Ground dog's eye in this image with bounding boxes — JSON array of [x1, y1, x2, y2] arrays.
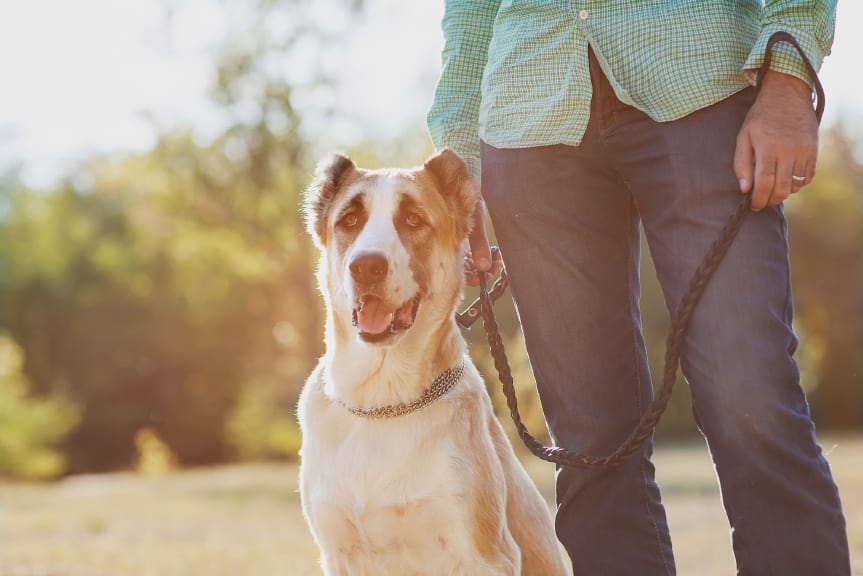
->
[[406, 213, 423, 227], [340, 213, 359, 228]]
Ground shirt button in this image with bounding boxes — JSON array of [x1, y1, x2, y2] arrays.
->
[[579, 9, 589, 20]]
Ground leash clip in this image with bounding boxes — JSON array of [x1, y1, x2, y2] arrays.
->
[[456, 265, 508, 331]]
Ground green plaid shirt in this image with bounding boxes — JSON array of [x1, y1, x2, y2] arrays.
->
[[427, 1, 836, 179]]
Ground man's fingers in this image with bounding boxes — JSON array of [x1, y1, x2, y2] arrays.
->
[[733, 129, 755, 194], [769, 158, 794, 206], [464, 246, 504, 288], [465, 200, 506, 287], [469, 200, 492, 272], [804, 154, 817, 186], [464, 197, 489, 288], [751, 154, 777, 211], [791, 159, 806, 195], [488, 246, 504, 277]]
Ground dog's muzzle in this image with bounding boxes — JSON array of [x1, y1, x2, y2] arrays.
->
[[352, 294, 420, 343]]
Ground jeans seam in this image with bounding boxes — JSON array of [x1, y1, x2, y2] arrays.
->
[[624, 186, 673, 576], [780, 209, 794, 328]]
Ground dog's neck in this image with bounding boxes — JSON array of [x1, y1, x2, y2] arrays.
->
[[323, 306, 466, 411]]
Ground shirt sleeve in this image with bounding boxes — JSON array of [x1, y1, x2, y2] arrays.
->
[[426, 0, 501, 181], [742, 0, 837, 89]]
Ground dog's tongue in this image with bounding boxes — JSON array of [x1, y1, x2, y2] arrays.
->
[[357, 298, 395, 335]]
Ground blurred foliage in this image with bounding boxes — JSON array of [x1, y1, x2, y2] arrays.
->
[[786, 128, 863, 429], [0, 130, 315, 471], [227, 377, 302, 460], [0, 0, 860, 478], [0, 333, 79, 479], [134, 427, 179, 476]]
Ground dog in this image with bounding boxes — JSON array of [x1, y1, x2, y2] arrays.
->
[[298, 148, 568, 575]]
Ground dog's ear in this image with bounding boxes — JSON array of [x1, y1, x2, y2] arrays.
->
[[304, 153, 358, 245], [423, 148, 479, 240]]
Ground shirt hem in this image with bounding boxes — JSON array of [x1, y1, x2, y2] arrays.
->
[[478, 82, 752, 151]]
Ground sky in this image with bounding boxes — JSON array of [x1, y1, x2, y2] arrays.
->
[[0, 0, 861, 188]]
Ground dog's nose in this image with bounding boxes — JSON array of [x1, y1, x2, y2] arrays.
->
[[349, 252, 388, 284]]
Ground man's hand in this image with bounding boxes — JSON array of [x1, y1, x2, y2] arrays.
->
[[464, 199, 504, 286], [734, 70, 819, 211]]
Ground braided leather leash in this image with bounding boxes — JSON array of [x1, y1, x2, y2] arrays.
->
[[462, 32, 825, 468]]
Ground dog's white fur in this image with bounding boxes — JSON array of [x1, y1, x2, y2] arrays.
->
[[298, 149, 567, 575]]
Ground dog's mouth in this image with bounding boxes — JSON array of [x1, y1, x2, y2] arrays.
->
[[351, 294, 420, 343]]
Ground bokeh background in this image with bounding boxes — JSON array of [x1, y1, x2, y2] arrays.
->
[[1, 1, 861, 574]]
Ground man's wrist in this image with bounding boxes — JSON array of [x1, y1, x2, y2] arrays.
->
[[760, 69, 813, 100]]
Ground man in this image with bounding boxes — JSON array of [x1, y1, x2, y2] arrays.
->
[[427, 2, 849, 574]]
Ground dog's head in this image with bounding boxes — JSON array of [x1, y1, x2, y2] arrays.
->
[[304, 148, 478, 346]]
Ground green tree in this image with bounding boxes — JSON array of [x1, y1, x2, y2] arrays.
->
[[0, 333, 79, 479], [786, 127, 863, 429]]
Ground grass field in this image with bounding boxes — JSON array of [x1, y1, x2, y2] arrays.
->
[[1, 435, 861, 575]]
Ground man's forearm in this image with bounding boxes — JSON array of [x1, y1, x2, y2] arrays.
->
[[427, 0, 501, 180]]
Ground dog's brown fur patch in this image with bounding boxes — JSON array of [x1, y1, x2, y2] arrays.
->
[[304, 153, 360, 245], [422, 147, 479, 242]]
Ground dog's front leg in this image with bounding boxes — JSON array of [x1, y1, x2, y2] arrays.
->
[[320, 554, 356, 576], [305, 501, 367, 576], [324, 552, 394, 576]]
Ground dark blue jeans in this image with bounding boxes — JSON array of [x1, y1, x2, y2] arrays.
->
[[480, 59, 850, 575]]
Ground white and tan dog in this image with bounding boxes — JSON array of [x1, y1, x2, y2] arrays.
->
[[298, 148, 567, 575]]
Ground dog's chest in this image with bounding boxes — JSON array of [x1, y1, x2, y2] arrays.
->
[[302, 404, 474, 559], [307, 408, 466, 504]]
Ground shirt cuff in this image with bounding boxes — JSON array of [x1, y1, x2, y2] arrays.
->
[[428, 124, 482, 182], [742, 26, 828, 91]]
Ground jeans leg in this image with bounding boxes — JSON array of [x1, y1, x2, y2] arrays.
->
[[608, 89, 850, 575], [481, 141, 675, 575]]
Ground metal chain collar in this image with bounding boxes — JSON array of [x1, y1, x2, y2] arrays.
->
[[338, 363, 465, 419]]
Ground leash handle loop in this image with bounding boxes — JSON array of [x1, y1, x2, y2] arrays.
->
[[756, 31, 826, 122]]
